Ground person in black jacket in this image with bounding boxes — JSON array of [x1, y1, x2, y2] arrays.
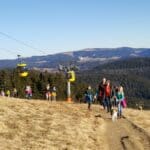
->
[[98, 78, 106, 109]]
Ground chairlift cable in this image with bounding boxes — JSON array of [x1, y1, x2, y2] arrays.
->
[[0, 31, 47, 55], [0, 48, 20, 57]]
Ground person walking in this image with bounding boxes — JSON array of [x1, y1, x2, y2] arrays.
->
[[98, 78, 107, 109], [12, 87, 18, 97], [104, 80, 112, 113], [85, 86, 93, 110], [116, 86, 125, 118], [6, 89, 11, 97], [111, 86, 117, 108], [25, 85, 32, 99], [1, 90, 5, 96], [51, 86, 57, 101], [45, 84, 51, 101]]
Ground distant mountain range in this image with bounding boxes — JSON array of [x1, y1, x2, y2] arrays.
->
[[0, 47, 150, 71]]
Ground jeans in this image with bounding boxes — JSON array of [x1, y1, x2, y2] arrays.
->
[[118, 101, 122, 117], [105, 97, 111, 112], [26, 93, 32, 99], [102, 97, 106, 109]]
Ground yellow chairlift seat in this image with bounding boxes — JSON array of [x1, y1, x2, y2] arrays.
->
[[17, 63, 27, 67], [19, 71, 28, 77], [67, 70, 75, 82], [17, 63, 29, 77]]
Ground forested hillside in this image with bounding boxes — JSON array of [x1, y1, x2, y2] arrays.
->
[[0, 69, 86, 100], [0, 57, 149, 109]]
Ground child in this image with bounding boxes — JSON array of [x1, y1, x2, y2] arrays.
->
[[85, 86, 93, 110], [25, 85, 32, 99]]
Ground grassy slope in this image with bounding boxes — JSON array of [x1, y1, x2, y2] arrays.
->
[[0, 97, 149, 150], [0, 97, 106, 150], [124, 109, 150, 133]]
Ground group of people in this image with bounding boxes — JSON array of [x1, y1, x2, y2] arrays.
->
[[45, 84, 57, 101], [25, 84, 57, 101], [0, 84, 57, 101], [0, 88, 18, 98], [85, 78, 126, 118], [0, 86, 31, 99]]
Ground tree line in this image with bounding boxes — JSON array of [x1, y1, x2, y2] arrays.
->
[[0, 57, 149, 109], [0, 68, 87, 101]]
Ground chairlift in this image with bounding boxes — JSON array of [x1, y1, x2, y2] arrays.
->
[[17, 55, 29, 77]]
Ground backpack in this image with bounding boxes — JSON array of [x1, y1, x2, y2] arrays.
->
[[121, 98, 127, 108]]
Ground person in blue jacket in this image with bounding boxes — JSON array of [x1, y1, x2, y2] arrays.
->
[[85, 86, 93, 110]]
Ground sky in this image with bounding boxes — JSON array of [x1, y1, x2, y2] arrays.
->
[[0, 0, 150, 59]]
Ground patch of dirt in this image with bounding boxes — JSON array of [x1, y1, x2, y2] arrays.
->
[[98, 108, 150, 150]]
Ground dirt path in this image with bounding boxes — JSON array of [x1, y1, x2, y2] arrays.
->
[[61, 103, 150, 150], [97, 108, 150, 150]]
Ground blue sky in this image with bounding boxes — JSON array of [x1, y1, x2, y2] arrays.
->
[[0, 0, 150, 59]]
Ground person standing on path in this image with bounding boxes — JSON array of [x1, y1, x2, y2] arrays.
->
[[104, 80, 112, 113], [116, 86, 125, 118], [98, 78, 107, 109], [85, 86, 94, 110], [51, 86, 57, 101]]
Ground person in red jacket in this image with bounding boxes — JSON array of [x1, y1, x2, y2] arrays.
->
[[104, 80, 112, 113]]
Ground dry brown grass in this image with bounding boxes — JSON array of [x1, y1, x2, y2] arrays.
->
[[0, 97, 149, 150], [0, 97, 107, 150], [124, 108, 150, 134]]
